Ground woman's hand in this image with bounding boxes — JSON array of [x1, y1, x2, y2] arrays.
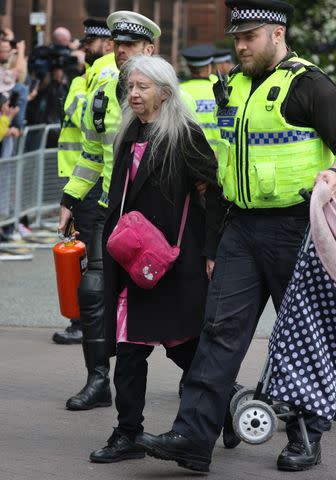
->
[[316, 168, 336, 194], [195, 180, 208, 197], [206, 259, 215, 281]]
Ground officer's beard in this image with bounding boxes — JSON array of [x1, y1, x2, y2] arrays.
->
[[239, 43, 277, 78], [85, 51, 102, 66]]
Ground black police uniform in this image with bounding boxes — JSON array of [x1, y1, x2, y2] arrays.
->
[[136, 0, 336, 473], [173, 53, 336, 447]]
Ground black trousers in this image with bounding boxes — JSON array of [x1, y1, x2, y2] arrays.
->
[[69, 178, 102, 326], [172, 213, 326, 454], [78, 205, 106, 340], [72, 178, 103, 246], [114, 339, 199, 437]]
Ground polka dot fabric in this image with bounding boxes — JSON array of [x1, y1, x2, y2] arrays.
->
[[268, 233, 336, 420]]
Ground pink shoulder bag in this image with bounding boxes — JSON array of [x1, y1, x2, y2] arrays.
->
[[106, 169, 190, 289]]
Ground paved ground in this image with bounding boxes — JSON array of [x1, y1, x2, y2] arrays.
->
[[0, 327, 335, 480], [1, 248, 335, 479]]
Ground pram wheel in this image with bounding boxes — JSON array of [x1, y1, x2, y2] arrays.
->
[[233, 400, 278, 444], [230, 388, 256, 416]]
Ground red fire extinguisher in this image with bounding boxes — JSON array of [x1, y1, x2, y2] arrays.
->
[[53, 219, 87, 319]]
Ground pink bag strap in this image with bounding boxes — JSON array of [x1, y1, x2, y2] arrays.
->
[[119, 169, 130, 218], [119, 168, 190, 246], [177, 193, 190, 248]]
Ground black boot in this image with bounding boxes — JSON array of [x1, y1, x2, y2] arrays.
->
[[136, 430, 211, 472], [90, 429, 145, 463], [66, 339, 112, 410], [52, 320, 82, 344], [277, 441, 321, 471]]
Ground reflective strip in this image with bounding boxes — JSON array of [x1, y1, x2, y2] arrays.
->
[[199, 122, 218, 129], [82, 126, 101, 141], [58, 142, 82, 151], [81, 150, 103, 163], [102, 131, 116, 144], [82, 124, 116, 144], [99, 192, 109, 207], [208, 139, 219, 145], [73, 166, 101, 182], [220, 129, 319, 145], [62, 119, 76, 128], [195, 99, 216, 113], [248, 130, 319, 145], [221, 130, 236, 143], [81, 100, 88, 122], [65, 94, 86, 117]]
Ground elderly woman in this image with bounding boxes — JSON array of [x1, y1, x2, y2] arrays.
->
[[90, 55, 223, 463]]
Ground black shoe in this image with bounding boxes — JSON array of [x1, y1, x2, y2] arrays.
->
[[66, 367, 112, 410], [277, 441, 321, 471], [178, 372, 186, 398], [136, 430, 210, 472], [52, 324, 82, 344], [90, 430, 145, 463], [222, 382, 243, 449]]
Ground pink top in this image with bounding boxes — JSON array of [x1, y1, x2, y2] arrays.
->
[[116, 141, 192, 348]]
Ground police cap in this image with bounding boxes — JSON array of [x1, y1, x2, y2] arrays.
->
[[225, 0, 294, 34], [107, 11, 161, 43], [182, 44, 217, 67], [213, 48, 233, 64], [82, 19, 111, 40]]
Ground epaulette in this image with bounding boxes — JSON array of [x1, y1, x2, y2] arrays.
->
[[278, 60, 320, 74]]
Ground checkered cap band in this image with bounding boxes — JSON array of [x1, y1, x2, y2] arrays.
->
[[84, 26, 111, 37], [231, 8, 287, 25], [113, 21, 153, 41]]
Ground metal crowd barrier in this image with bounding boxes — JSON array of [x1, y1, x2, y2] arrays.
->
[[0, 123, 65, 230]]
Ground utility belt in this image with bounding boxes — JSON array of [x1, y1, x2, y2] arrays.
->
[[230, 202, 309, 217]]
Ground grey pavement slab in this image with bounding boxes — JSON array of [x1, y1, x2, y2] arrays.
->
[[0, 249, 274, 336], [0, 327, 335, 480]]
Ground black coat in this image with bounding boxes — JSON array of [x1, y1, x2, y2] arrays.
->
[[102, 118, 223, 355]]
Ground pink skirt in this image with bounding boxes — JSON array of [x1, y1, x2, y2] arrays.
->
[[116, 288, 193, 347]]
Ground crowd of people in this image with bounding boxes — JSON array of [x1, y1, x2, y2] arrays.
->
[[0, 24, 90, 250], [3, 0, 336, 475]]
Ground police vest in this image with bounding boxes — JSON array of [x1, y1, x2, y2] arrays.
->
[[86, 52, 118, 94], [63, 78, 121, 208], [180, 78, 221, 153], [58, 75, 87, 177], [217, 58, 335, 209]]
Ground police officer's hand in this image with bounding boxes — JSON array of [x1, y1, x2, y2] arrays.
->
[[206, 259, 215, 281], [58, 205, 78, 239], [316, 168, 336, 194]]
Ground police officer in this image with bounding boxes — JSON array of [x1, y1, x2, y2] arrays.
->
[[58, 11, 160, 411], [212, 47, 235, 76], [181, 44, 221, 155], [53, 19, 114, 345], [136, 0, 336, 473]]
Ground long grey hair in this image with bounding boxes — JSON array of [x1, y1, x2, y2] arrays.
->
[[113, 55, 200, 180]]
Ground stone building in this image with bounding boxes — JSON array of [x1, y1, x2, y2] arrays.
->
[[0, 0, 229, 70]]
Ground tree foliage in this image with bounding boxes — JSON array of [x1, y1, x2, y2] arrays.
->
[[287, 0, 336, 78]]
